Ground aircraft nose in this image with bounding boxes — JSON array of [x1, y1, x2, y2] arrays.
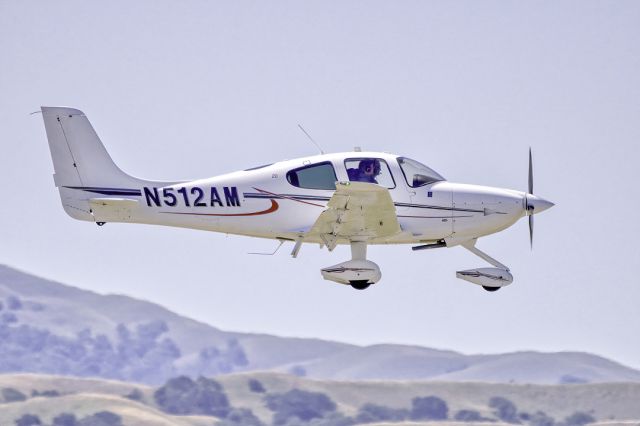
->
[[526, 194, 555, 215]]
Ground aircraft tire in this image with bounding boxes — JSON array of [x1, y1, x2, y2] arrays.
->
[[350, 280, 371, 290], [482, 285, 501, 292]]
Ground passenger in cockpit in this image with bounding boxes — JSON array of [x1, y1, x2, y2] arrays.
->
[[347, 159, 381, 184]]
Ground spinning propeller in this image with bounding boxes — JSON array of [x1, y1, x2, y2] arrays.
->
[[524, 148, 554, 248]]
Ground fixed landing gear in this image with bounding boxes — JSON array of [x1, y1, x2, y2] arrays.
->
[[350, 280, 371, 290], [321, 241, 381, 290], [455, 240, 513, 291]]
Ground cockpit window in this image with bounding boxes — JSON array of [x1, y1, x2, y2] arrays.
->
[[345, 158, 396, 189], [286, 161, 337, 190], [397, 157, 445, 187]]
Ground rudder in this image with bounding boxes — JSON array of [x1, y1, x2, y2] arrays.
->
[[41, 106, 141, 221]]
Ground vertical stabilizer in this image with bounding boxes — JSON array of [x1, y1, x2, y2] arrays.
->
[[41, 106, 138, 188], [41, 106, 142, 221]]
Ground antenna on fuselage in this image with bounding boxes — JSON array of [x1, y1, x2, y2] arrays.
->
[[297, 124, 324, 155]]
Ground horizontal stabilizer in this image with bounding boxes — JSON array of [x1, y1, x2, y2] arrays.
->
[[89, 198, 139, 222]]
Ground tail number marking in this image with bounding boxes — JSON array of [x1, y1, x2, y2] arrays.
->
[[144, 186, 241, 208]]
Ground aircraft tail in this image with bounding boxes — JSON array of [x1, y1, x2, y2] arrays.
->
[[41, 106, 144, 221]]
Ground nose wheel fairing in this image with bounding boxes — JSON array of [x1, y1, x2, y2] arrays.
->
[[455, 240, 512, 291]]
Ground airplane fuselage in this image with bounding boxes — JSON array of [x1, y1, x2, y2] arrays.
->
[[62, 152, 529, 246]]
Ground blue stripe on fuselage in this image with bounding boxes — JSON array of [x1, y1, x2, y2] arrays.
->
[[64, 186, 142, 196]]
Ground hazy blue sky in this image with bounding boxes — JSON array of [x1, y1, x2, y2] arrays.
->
[[1, 1, 639, 369]]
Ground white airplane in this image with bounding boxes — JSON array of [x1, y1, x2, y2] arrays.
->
[[40, 106, 554, 291]]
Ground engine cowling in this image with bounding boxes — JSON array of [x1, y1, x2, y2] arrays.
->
[[456, 267, 513, 288], [321, 260, 381, 286]]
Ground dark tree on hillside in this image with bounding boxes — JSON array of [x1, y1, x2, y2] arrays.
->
[[0, 319, 182, 384], [176, 339, 249, 378], [115, 321, 181, 383], [52, 413, 78, 426], [563, 411, 595, 426], [410, 396, 449, 420], [77, 411, 123, 426], [217, 408, 265, 426], [455, 409, 489, 422], [265, 388, 337, 425], [7, 296, 23, 310], [124, 388, 143, 401], [154, 376, 230, 417], [14, 415, 41, 426], [248, 378, 266, 393], [194, 339, 249, 376], [1, 312, 18, 324], [356, 403, 408, 423], [527, 411, 555, 426], [226, 339, 249, 367], [489, 396, 520, 423], [2, 387, 27, 402]]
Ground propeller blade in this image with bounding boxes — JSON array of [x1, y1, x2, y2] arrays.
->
[[528, 148, 534, 248], [529, 214, 534, 249], [528, 147, 533, 195]]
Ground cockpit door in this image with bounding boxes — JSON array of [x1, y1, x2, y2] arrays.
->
[[341, 157, 412, 212], [395, 157, 453, 239]]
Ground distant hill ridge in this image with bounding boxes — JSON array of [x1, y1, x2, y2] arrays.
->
[[1, 264, 639, 385]]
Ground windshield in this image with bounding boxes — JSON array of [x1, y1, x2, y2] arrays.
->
[[397, 157, 445, 187]]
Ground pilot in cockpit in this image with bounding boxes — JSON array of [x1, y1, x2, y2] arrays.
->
[[347, 159, 381, 184]]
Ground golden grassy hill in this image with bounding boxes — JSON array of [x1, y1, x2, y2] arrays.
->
[[2, 372, 640, 425]]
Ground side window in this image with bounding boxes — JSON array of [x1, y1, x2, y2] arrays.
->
[[344, 158, 395, 189], [286, 162, 337, 190]]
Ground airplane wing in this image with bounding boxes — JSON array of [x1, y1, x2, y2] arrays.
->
[[307, 181, 401, 250]]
